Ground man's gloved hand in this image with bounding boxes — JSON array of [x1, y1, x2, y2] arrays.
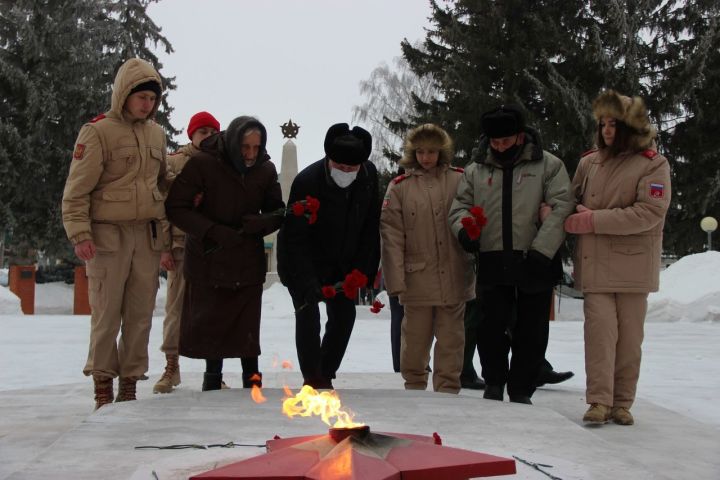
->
[[457, 228, 480, 253], [242, 213, 273, 235], [523, 250, 552, 278], [205, 224, 243, 249], [564, 205, 594, 234], [303, 281, 324, 306]]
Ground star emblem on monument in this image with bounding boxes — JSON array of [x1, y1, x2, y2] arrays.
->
[[281, 119, 300, 138]]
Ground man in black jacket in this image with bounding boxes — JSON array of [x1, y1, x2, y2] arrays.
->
[[277, 123, 380, 389]]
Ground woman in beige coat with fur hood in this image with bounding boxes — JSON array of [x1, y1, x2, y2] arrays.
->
[[566, 91, 671, 426], [380, 124, 475, 393]]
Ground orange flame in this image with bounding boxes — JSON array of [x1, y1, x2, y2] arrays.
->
[[282, 385, 364, 428], [251, 384, 266, 403], [249, 374, 266, 403]]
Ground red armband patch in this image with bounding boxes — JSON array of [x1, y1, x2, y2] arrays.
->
[[449, 166, 464, 173], [89, 113, 105, 123], [73, 144, 86, 160], [649, 182, 665, 198], [581, 148, 597, 158]]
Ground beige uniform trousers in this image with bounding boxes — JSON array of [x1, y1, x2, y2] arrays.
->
[[84, 222, 161, 379], [584, 292, 648, 408], [401, 303, 465, 393], [160, 252, 185, 355]]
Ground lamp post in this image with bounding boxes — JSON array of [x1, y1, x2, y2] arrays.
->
[[700, 216, 718, 251]]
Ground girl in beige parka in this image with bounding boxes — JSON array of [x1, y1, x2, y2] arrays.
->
[[380, 124, 475, 393], [566, 90, 671, 426]]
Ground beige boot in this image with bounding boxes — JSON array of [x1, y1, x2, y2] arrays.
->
[[153, 354, 181, 394], [116, 377, 137, 402], [93, 375, 114, 410], [583, 403, 611, 424], [611, 407, 634, 425]]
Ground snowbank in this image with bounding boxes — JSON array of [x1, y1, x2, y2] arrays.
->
[[0, 285, 22, 315], [647, 251, 720, 322]]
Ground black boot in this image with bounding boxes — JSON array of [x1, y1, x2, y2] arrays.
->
[[535, 369, 574, 387], [460, 374, 486, 390], [483, 384, 504, 401], [202, 372, 223, 391], [509, 395, 533, 405], [242, 372, 263, 388]]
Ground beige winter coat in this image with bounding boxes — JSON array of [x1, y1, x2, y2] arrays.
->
[[62, 58, 169, 249], [381, 164, 475, 306], [165, 143, 199, 251], [571, 149, 671, 293]]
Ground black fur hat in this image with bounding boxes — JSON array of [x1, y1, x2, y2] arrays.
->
[[324, 123, 372, 165], [481, 104, 525, 138]]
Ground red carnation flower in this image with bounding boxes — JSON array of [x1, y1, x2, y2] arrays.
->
[[469, 206, 488, 228], [369, 299, 385, 314], [341, 269, 368, 300], [291, 202, 306, 216], [321, 286, 337, 299], [305, 195, 320, 214]]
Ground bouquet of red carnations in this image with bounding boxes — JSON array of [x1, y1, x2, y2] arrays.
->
[[320, 269, 368, 301], [460, 206, 488, 240], [288, 195, 320, 224]]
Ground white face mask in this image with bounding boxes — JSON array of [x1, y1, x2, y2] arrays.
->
[[330, 167, 358, 188]]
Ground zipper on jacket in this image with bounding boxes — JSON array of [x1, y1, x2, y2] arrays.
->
[[502, 164, 514, 251]]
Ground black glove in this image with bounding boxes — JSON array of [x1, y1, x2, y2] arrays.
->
[[457, 228, 480, 253], [303, 281, 324, 306], [523, 250, 552, 279], [241, 214, 267, 235], [205, 225, 243, 249]]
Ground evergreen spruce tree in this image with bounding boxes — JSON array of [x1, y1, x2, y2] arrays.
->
[[0, 0, 178, 263], [658, 2, 720, 254], [108, 0, 179, 147], [0, 0, 118, 262]]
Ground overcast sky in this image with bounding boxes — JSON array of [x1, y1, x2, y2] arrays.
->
[[148, 0, 434, 172]]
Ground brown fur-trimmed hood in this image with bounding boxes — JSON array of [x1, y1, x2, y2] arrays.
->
[[592, 90, 656, 150], [399, 123, 454, 169]]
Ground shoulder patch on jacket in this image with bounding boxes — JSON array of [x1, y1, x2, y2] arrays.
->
[[392, 173, 410, 185], [581, 148, 597, 158], [73, 144, 85, 160], [641, 149, 658, 159], [89, 113, 106, 123]]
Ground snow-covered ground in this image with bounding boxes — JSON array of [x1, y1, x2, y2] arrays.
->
[[1, 252, 719, 479]]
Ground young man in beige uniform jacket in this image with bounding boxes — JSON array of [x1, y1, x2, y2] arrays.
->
[[62, 58, 172, 409], [153, 111, 220, 394]]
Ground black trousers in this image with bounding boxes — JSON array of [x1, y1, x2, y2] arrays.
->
[[478, 285, 552, 397], [389, 295, 404, 373], [290, 289, 357, 384]]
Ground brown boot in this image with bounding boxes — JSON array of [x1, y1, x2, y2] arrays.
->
[[93, 375, 114, 410], [611, 407, 634, 425], [116, 377, 137, 402], [153, 354, 181, 394], [583, 403, 611, 424]]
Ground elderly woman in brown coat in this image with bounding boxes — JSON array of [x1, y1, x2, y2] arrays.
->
[[566, 91, 671, 425], [165, 116, 284, 391], [380, 124, 475, 393]]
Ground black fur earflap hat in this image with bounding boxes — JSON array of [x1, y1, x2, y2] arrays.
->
[[324, 123, 372, 165], [481, 104, 526, 138], [592, 89, 656, 146]]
